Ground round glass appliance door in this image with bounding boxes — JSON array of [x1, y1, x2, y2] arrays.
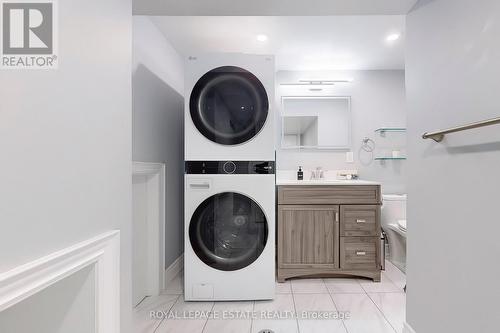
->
[[189, 66, 269, 145], [189, 192, 268, 271]]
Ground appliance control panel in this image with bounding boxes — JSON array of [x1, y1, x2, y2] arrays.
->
[[185, 161, 275, 175]]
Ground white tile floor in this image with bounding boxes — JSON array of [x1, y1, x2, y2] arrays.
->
[[134, 260, 406, 333]]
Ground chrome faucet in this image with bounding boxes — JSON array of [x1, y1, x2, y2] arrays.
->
[[310, 167, 324, 180]]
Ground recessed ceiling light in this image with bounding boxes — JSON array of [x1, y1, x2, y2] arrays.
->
[[386, 33, 401, 42], [256, 34, 268, 42]]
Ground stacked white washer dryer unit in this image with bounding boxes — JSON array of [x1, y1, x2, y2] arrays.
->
[[184, 54, 275, 301]]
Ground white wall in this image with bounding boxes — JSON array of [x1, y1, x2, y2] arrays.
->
[[406, 1, 500, 332], [132, 16, 185, 268], [133, 16, 184, 95], [276, 70, 406, 193], [0, 0, 132, 330]]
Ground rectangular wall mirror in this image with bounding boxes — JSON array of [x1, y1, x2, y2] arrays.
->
[[281, 96, 351, 150]]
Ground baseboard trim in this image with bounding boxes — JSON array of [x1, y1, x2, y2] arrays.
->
[[403, 322, 416, 333], [164, 254, 183, 289]]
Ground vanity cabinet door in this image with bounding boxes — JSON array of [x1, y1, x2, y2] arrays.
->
[[278, 205, 339, 269]]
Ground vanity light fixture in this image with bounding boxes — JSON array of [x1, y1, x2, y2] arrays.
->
[[280, 78, 354, 86], [280, 82, 335, 86], [386, 33, 401, 42], [299, 79, 352, 84]]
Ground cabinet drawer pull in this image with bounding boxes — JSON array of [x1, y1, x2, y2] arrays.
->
[[189, 183, 210, 189], [356, 251, 366, 256], [356, 219, 367, 223]]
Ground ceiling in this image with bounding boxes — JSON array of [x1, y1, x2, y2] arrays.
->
[[151, 16, 406, 71], [134, 0, 418, 16]]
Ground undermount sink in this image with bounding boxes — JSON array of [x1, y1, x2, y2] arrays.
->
[[313, 178, 343, 182], [301, 179, 343, 183]]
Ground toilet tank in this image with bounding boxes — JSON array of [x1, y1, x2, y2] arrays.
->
[[381, 194, 407, 227]]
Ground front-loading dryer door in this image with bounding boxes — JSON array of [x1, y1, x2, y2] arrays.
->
[[189, 66, 269, 145], [189, 192, 268, 271]]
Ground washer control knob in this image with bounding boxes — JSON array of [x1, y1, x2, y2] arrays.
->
[[223, 161, 236, 174]]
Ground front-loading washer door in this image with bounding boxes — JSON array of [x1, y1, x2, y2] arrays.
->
[[189, 192, 268, 271], [189, 66, 269, 145]]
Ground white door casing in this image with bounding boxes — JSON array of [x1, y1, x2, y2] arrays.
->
[[132, 162, 166, 305]]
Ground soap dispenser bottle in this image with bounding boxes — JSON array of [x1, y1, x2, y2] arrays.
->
[[297, 166, 303, 180]]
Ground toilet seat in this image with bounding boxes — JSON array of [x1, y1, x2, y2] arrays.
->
[[397, 219, 407, 232], [387, 223, 406, 237]]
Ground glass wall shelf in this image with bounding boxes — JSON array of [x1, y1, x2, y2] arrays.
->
[[375, 128, 407, 135], [374, 157, 407, 161]]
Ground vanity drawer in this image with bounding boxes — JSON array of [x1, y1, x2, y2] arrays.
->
[[341, 205, 380, 237], [278, 186, 381, 205], [340, 237, 379, 270]]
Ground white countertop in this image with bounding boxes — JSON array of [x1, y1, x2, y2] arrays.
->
[[275, 169, 381, 186], [276, 179, 381, 186]]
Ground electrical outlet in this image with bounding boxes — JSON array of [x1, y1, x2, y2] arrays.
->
[[346, 151, 354, 163]]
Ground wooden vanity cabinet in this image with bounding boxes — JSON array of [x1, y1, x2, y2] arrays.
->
[[277, 185, 382, 282]]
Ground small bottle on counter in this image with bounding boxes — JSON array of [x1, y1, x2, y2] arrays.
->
[[297, 166, 303, 180]]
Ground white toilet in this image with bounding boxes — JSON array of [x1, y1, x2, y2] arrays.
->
[[381, 194, 407, 272]]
